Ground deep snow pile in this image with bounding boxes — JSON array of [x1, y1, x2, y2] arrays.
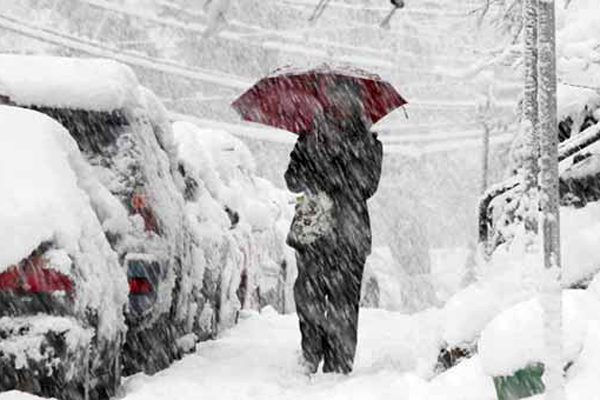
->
[[173, 121, 296, 332], [477, 290, 600, 400], [0, 54, 141, 111], [0, 105, 127, 340], [440, 200, 600, 349], [479, 289, 600, 375]]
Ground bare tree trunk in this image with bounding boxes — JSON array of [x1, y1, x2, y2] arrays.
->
[[522, 0, 540, 234], [538, 1, 564, 399]]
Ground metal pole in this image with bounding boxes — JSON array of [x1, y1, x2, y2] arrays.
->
[[538, 0, 564, 398]]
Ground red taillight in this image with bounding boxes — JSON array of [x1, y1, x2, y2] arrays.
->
[[0, 266, 72, 293], [24, 267, 72, 293], [0, 267, 20, 290], [129, 277, 153, 294]]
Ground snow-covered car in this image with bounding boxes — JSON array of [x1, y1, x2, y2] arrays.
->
[[0, 54, 296, 389], [0, 54, 194, 376], [172, 120, 296, 334], [0, 106, 128, 400]]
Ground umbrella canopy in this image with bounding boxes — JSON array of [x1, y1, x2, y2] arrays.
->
[[231, 64, 408, 135]]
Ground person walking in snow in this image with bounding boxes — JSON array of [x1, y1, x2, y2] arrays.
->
[[285, 82, 383, 374]]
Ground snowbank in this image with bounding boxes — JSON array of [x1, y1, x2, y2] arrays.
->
[[561, 202, 600, 285], [95, 306, 498, 400], [490, 323, 600, 400], [0, 105, 127, 339], [479, 290, 600, 376], [440, 246, 541, 347], [564, 321, 600, 400], [0, 54, 141, 111], [442, 201, 600, 349], [118, 308, 444, 400], [428, 356, 496, 400]]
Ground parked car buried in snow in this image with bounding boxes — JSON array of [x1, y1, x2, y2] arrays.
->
[[0, 106, 128, 400], [0, 54, 195, 380], [0, 54, 295, 399], [171, 120, 296, 330]]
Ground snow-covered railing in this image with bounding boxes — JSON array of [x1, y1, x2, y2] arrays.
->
[[477, 176, 521, 251], [168, 110, 514, 154], [168, 111, 297, 145], [478, 121, 600, 250], [558, 122, 600, 161], [381, 128, 510, 143], [408, 99, 516, 110]]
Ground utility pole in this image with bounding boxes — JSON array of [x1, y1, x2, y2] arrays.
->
[[521, 0, 540, 235], [479, 86, 494, 194], [537, 0, 564, 398], [462, 80, 494, 288]]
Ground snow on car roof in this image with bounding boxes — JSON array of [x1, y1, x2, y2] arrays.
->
[[0, 54, 142, 112], [0, 105, 92, 269]]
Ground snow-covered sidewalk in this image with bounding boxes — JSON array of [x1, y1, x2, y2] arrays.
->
[[116, 307, 495, 400]]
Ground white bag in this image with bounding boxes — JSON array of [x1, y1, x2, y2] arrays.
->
[[287, 192, 334, 248]]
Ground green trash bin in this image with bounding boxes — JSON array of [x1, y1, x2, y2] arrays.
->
[[493, 363, 545, 400]]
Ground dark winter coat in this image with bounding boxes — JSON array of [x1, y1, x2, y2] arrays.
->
[[284, 117, 383, 257]]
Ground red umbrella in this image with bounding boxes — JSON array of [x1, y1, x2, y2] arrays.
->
[[231, 64, 407, 135]]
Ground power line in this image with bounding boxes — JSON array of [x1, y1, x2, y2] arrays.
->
[[76, 0, 476, 79], [0, 13, 251, 89]]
